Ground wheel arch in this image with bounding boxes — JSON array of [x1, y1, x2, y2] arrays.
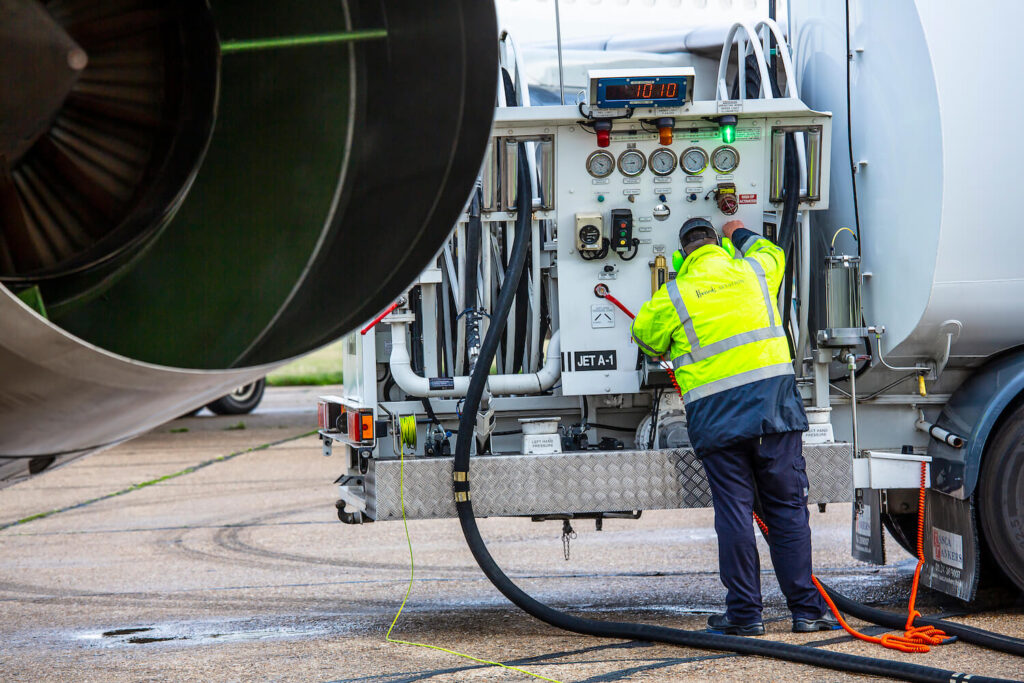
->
[[930, 346, 1024, 499]]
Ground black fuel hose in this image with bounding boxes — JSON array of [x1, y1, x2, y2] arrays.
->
[[821, 581, 1024, 658], [450, 144, 1014, 683], [777, 132, 800, 358]]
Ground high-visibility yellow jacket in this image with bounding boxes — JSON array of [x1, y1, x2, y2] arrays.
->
[[631, 228, 807, 455]]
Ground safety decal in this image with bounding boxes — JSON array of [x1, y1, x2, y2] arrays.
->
[[428, 377, 455, 391], [738, 193, 757, 204]]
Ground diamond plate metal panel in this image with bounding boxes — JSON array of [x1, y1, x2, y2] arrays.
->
[[359, 443, 852, 521]]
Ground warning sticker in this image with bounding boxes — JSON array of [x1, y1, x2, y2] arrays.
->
[[738, 193, 758, 205], [428, 377, 455, 391], [932, 527, 965, 569], [717, 99, 743, 114], [591, 303, 615, 329]]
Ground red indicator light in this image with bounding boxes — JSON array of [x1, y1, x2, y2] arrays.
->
[[597, 129, 610, 147]]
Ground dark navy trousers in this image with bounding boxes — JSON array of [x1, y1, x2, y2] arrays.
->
[[700, 430, 826, 623]]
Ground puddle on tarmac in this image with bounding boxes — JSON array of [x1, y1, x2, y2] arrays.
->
[[76, 618, 347, 648], [102, 628, 153, 637]]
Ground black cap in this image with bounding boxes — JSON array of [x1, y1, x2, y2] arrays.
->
[[679, 217, 719, 249]]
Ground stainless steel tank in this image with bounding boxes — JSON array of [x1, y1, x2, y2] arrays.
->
[[790, 0, 1024, 364]]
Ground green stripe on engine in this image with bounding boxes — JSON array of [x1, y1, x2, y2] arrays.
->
[[221, 29, 387, 53]]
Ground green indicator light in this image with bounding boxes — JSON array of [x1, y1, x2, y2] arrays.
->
[[597, 195, 605, 203], [721, 124, 736, 144]]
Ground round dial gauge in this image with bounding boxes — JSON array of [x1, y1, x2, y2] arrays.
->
[[617, 149, 646, 177], [586, 150, 614, 178], [681, 146, 709, 175], [711, 145, 740, 173], [648, 148, 677, 176], [579, 224, 601, 245], [589, 150, 610, 179]]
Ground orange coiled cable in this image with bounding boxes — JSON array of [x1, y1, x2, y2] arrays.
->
[[754, 462, 950, 653]]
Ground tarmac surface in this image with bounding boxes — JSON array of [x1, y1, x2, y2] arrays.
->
[[1, 386, 1022, 682]]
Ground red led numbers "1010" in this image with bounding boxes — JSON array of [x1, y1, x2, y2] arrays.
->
[[605, 82, 679, 101]]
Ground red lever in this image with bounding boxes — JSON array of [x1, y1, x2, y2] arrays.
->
[[360, 300, 403, 335], [603, 293, 635, 320]]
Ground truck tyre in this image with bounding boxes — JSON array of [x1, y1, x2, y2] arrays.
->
[[978, 403, 1024, 593], [206, 379, 266, 415]]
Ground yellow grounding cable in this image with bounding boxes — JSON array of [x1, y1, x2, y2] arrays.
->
[[385, 414, 562, 683]]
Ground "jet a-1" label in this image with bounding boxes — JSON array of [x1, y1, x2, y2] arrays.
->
[[571, 350, 617, 372]]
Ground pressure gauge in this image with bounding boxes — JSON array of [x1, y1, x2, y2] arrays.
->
[[586, 150, 614, 178], [711, 145, 740, 174], [617, 149, 646, 177], [680, 146, 709, 175], [648, 148, 677, 176], [579, 224, 601, 246]]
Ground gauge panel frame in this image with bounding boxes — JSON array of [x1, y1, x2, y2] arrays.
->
[[648, 147, 677, 176], [680, 146, 709, 176], [710, 145, 741, 174], [616, 148, 647, 177], [585, 149, 615, 179]]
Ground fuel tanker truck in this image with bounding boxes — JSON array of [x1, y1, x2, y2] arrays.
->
[[313, 0, 1024, 611], [4, 0, 1024, 620]]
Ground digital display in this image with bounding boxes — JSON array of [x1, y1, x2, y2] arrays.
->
[[605, 82, 680, 101], [594, 74, 689, 108]]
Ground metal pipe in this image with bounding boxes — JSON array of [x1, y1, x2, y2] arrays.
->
[[915, 414, 965, 449], [388, 322, 560, 398], [488, 331, 561, 395], [797, 209, 811, 374], [481, 222, 492, 344], [847, 353, 859, 458], [874, 332, 930, 373], [529, 219, 542, 372], [716, 22, 774, 101], [456, 223, 467, 376], [504, 223, 517, 373], [553, 0, 566, 105]]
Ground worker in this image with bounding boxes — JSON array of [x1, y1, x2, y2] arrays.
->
[[631, 218, 839, 636]]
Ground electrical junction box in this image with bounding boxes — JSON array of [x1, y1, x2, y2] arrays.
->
[[610, 208, 634, 253], [575, 212, 604, 253], [492, 83, 832, 397]]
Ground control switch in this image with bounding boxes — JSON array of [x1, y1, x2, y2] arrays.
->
[[575, 212, 605, 254], [610, 208, 634, 254]]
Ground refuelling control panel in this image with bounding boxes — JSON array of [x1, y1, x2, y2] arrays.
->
[[484, 68, 832, 397]]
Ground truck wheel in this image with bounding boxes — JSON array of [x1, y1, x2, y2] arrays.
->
[[978, 403, 1024, 593], [206, 379, 266, 415], [880, 511, 917, 559]]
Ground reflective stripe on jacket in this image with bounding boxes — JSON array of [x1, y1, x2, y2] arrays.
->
[[631, 228, 807, 455]]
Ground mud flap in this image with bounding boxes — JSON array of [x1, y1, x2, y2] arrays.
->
[[921, 490, 980, 601], [851, 488, 885, 565]]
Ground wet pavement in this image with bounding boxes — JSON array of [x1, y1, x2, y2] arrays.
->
[[1, 387, 1022, 682]]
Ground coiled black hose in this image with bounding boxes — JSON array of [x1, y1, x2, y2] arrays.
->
[[449, 143, 1014, 683], [822, 581, 1024, 658]]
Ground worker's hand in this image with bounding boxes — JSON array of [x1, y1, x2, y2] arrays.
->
[[721, 220, 744, 240]]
